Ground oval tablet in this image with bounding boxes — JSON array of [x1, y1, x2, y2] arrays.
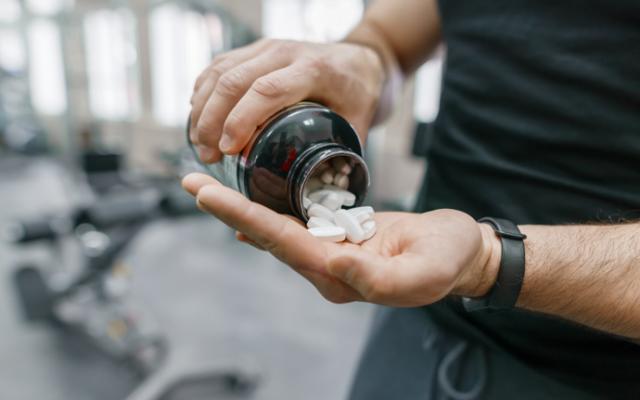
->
[[347, 206, 374, 223], [334, 173, 349, 190], [307, 216, 334, 229], [320, 192, 343, 211], [308, 226, 346, 242], [320, 170, 334, 184], [321, 185, 356, 206], [334, 209, 365, 244], [307, 203, 335, 221], [362, 220, 377, 241]]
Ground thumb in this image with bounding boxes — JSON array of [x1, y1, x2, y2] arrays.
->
[[327, 249, 386, 298]]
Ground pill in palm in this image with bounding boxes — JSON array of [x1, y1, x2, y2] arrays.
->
[[308, 226, 346, 242], [347, 206, 374, 223], [362, 219, 377, 240], [307, 216, 335, 229], [308, 203, 335, 221], [334, 209, 366, 244]]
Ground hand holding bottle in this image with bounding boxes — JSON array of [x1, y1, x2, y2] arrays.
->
[[189, 39, 385, 164]]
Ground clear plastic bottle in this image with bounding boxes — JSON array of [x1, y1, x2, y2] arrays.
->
[[186, 102, 370, 221]]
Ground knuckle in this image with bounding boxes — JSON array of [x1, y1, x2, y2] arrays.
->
[[216, 69, 246, 97], [252, 76, 285, 98], [305, 55, 329, 73], [195, 119, 217, 144], [223, 112, 248, 136], [274, 39, 298, 55], [209, 61, 231, 80]]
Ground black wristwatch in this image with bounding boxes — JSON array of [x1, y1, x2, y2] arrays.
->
[[462, 217, 527, 312]]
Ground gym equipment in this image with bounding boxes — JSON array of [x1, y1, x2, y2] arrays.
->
[[5, 177, 260, 399]]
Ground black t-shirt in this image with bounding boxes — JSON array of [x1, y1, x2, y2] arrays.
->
[[416, 0, 640, 396]]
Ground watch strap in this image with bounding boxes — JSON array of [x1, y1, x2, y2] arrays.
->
[[463, 217, 527, 311]]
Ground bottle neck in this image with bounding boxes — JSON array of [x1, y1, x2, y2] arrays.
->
[[288, 143, 370, 221]]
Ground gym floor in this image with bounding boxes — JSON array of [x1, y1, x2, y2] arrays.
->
[[0, 156, 374, 400]]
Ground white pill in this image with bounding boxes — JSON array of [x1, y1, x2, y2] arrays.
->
[[307, 216, 335, 229], [307, 203, 335, 221], [302, 197, 312, 209], [307, 189, 336, 203], [320, 170, 334, 184], [320, 192, 343, 211], [307, 190, 327, 203], [321, 185, 356, 206], [334, 209, 365, 244], [362, 220, 377, 241], [332, 158, 352, 175], [347, 206, 374, 223], [333, 173, 349, 189], [308, 226, 346, 242]]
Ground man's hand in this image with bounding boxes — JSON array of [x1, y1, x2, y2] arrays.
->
[[189, 39, 385, 164], [182, 173, 500, 306]]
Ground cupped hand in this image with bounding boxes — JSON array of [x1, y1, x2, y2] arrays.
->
[[189, 39, 385, 164], [182, 173, 499, 306]]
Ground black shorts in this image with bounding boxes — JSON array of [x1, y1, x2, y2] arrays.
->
[[347, 307, 598, 400]]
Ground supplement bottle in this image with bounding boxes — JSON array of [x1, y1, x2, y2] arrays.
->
[[186, 102, 370, 221]]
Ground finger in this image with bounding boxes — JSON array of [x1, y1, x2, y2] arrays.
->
[[195, 183, 326, 270], [195, 50, 294, 162], [190, 40, 271, 144], [181, 172, 221, 197], [221, 63, 316, 154], [236, 231, 266, 251], [196, 183, 363, 303]]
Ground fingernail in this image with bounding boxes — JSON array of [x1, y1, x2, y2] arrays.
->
[[219, 134, 232, 153], [198, 145, 215, 162]]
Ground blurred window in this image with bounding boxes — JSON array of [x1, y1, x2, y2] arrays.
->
[[0, 0, 21, 23], [28, 19, 67, 115], [413, 51, 444, 123], [149, 4, 222, 126], [262, 0, 364, 41], [84, 8, 140, 120], [0, 29, 26, 72], [26, 0, 72, 16]]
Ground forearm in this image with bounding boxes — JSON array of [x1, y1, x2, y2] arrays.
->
[[467, 222, 640, 339], [513, 223, 640, 339], [344, 0, 442, 76]]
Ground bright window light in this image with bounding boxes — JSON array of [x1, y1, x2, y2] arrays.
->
[[0, 29, 26, 72], [28, 19, 67, 115], [262, 0, 363, 41], [84, 8, 139, 120], [413, 51, 444, 123], [0, 0, 21, 23], [149, 4, 216, 126], [26, 0, 71, 15]]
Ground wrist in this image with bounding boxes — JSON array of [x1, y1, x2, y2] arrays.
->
[[342, 32, 402, 126], [453, 222, 502, 297]]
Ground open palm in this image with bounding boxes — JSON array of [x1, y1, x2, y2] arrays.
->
[[182, 173, 492, 306]]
